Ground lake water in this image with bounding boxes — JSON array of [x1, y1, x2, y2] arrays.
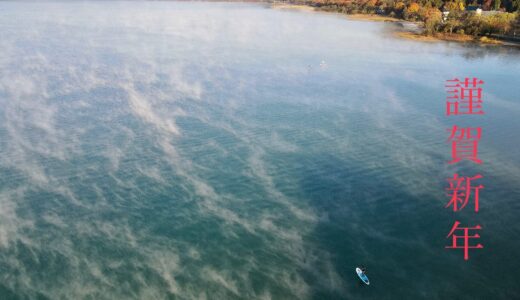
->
[[0, 2, 519, 299]]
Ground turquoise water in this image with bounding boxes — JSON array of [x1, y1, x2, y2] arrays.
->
[[0, 2, 519, 299]]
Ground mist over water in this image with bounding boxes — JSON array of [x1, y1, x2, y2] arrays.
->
[[0, 2, 519, 299]]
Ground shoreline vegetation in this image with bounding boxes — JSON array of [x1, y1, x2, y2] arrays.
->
[[271, 0, 520, 46]]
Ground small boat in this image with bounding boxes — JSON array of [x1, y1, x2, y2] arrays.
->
[[356, 267, 370, 285]]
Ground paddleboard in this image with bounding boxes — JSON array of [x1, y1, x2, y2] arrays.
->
[[356, 267, 370, 285]]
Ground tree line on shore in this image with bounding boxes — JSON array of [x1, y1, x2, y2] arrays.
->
[[283, 0, 520, 37]]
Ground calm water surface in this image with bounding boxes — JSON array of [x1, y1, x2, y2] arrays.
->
[[0, 2, 519, 299]]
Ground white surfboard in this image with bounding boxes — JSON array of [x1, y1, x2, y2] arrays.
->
[[356, 267, 370, 285]]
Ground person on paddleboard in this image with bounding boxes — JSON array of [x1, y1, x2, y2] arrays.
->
[[356, 266, 370, 285]]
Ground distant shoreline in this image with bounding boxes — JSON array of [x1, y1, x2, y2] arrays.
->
[[270, 2, 520, 47]]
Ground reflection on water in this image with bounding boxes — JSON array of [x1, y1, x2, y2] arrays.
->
[[0, 1, 519, 299]]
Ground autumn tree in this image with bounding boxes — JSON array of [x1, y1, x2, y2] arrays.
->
[[423, 7, 443, 33], [404, 2, 421, 19]]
